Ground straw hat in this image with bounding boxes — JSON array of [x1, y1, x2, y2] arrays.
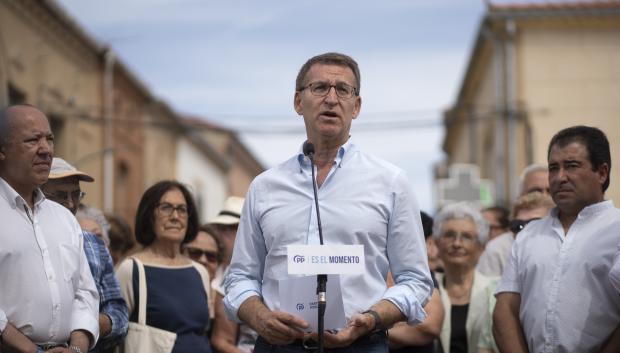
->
[[209, 196, 244, 225], [48, 158, 94, 182]]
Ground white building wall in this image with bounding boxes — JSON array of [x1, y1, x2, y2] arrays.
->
[[176, 138, 228, 225]]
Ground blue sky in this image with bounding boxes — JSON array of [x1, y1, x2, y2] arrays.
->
[[55, 0, 490, 212]]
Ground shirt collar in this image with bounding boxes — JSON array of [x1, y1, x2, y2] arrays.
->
[[296, 137, 355, 172], [550, 199, 614, 220], [0, 177, 46, 210]]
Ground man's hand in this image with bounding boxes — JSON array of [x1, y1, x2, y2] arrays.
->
[[98, 314, 112, 338], [238, 296, 308, 346], [309, 312, 374, 348], [46, 348, 72, 353], [254, 310, 308, 345]]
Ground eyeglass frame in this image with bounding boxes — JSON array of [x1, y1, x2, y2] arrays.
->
[[298, 81, 359, 99], [44, 190, 86, 204], [156, 202, 189, 218], [438, 230, 479, 245]]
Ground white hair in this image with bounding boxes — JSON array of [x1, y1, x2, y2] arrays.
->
[[518, 164, 548, 196], [432, 202, 489, 245], [76, 206, 111, 246]]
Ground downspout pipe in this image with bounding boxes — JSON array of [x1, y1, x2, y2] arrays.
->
[[481, 20, 507, 205], [505, 18, 518, 202], [103, 49, 115, 213], [0, 25, 9, 105]]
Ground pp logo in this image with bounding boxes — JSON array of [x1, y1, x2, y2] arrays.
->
[[296, 303, 305, 311], [293, 255, 305, 263]]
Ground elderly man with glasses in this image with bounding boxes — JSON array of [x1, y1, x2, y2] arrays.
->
[[42, 157, 128, 353]]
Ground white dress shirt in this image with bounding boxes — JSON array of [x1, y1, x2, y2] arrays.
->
[[0, 177, 99, 347], [496, 200, 620, 353], [224, 140, 432, 325], [477, 231, 513, 277]]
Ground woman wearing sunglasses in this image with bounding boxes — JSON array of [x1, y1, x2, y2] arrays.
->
[[184, 225, 223, 280]]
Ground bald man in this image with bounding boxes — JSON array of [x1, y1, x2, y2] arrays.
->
[[0, 104, 99, 353]]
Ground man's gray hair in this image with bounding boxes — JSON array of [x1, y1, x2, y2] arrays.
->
[[518, 164, 548, 195], [432, 202, 489, 245], [77, 205, 111, 246]]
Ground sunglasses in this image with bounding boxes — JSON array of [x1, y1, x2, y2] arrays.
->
[[185, 247, 218, 263], [509, 218, 541, 234]]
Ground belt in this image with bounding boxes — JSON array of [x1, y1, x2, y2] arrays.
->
[[259, 330, 387, 351], [39, 343, 68, 350]]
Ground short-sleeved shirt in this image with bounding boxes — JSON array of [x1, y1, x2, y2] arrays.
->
[[476, 232, 513, 277], [496, 201, 620, 353]]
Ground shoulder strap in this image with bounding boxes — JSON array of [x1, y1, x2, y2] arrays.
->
[[131, 257, 148, 325]]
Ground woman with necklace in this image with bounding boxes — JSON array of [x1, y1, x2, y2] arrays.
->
[[117, 180, 212, 353], [433, 203, 497, 353]]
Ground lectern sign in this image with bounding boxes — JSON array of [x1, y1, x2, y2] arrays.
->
[[287, 245, 365, 275]]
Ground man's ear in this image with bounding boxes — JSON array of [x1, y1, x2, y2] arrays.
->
[[294, 91, 303, 116], [0, 146, 5, 161], [597, 163, 610, 186]]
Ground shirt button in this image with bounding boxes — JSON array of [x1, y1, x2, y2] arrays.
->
[[48, 275, 53, 280]]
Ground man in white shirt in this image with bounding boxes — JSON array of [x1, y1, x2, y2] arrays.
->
[[517, 164, 550, 197], [0, 104, 99, 353], [477, 192, 554, 277], [493, 125, 620, 353]]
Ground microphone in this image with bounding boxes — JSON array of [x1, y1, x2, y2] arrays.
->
[[303, 140, 315, 158], [303, 140, 327, 353]]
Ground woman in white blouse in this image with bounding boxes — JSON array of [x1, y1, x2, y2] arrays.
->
[[433, 203, 497, 353]]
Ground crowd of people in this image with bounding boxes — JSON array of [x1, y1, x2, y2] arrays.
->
[[2, 52, 620, 353]]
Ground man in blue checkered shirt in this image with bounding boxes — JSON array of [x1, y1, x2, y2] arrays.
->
[[42, 157, 128, 353]]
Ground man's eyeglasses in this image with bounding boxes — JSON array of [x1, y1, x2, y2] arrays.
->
[[44, 190, 86, 204], [439, 230, 478, 244], [509, 218, 540, 234], [156, 203, 188, 218], [185, 247, 218, 263], [299, 81, 358, 99]]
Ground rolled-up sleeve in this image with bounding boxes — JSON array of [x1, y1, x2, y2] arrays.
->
[[223, 182, 267, 322], [383, 172, 433, 325], [71, 231, 100, 348]]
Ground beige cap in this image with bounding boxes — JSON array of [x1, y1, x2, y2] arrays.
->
[[209, 196, 244, 225], [48, 157, 94, 182]]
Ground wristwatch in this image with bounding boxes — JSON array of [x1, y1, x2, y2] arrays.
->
[[362, 309, 382, 333], [69, 345, 84, 353]]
